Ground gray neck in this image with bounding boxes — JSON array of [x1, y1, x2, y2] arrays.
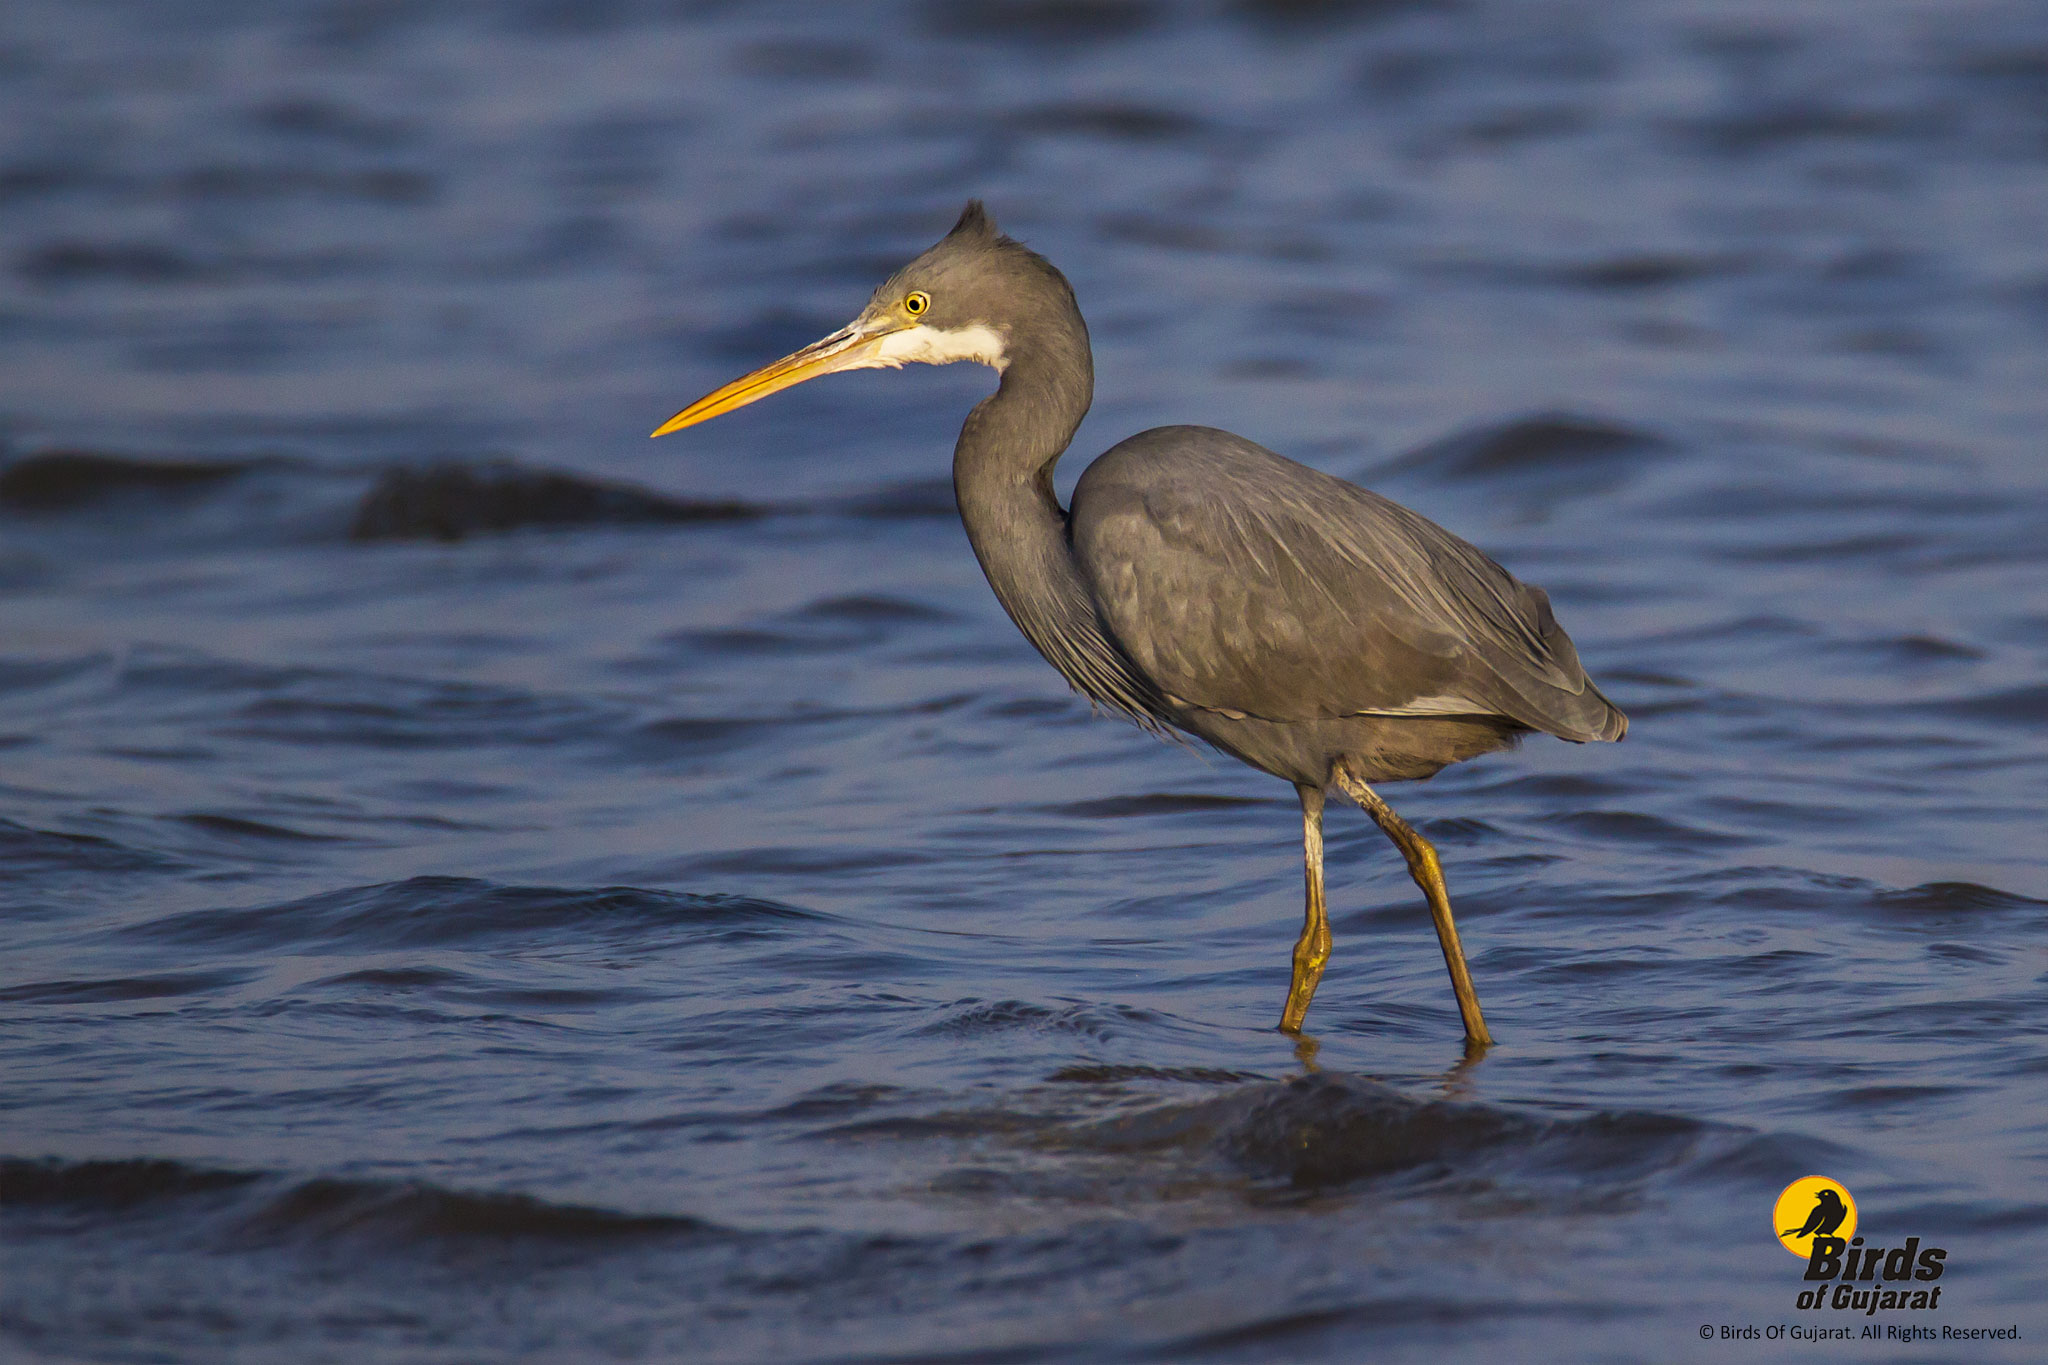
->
[[952, 339, 1163, 727]]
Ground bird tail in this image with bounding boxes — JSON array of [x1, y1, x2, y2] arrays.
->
[[1541, 681, 1628, 744], [1588, 688, 1628, 742]]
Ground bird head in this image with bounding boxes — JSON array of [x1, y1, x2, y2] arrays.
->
[[652, 201, 1081, 437]]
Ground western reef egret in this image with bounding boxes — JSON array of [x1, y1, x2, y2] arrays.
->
[[653, 203, 1626, 1050]]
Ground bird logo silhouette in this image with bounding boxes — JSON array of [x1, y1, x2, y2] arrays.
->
[[1773, 1177, 1859, 1257], [1782, 1188, 1848, 1239]]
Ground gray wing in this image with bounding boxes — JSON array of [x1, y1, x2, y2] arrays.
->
[[1069, 426, 1624, 742]]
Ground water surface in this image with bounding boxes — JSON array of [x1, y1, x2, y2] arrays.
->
[[3, 1, 2046, 1361]]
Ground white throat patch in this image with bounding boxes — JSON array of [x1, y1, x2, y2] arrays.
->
[[865, 323, 1009, 373]]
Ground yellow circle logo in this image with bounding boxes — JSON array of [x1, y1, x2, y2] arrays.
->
[[1774, 1176, 1857, 1259]]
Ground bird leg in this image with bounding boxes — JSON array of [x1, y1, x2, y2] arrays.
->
[[1334, 767, 1494, 1052], [1279, 783, 1330, 1034]]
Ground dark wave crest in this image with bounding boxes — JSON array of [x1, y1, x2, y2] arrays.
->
[[241, 1176, 721, 1245], [0, 450, 280, 510], [1, 1156, 722, 1247], [1378, 411, 1674, 487], [1041, 1071, 1743, 1195], [1, 1157, 262, 1209], [113, 875, 827, 953], [349, 459, 763, 541], [0, 818, 185, 876]]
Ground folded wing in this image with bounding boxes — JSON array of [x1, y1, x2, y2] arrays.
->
[[1069, 426, 1625, 743]]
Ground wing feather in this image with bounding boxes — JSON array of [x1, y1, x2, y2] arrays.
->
[[1069, 426, 1622, 741]]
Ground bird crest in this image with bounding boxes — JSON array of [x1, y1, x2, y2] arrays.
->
[[947, 199, 998, 241]]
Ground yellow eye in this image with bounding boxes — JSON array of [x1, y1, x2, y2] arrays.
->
[[904, 291, 930, 316]]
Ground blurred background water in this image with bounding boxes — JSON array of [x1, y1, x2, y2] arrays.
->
[[2, 1, 2045, 1361]]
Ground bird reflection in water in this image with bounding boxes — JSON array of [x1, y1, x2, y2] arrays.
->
[[653, 203, 1626, 1052]]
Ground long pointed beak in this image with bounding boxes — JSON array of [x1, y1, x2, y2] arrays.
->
[[650, 318, 910, 438]]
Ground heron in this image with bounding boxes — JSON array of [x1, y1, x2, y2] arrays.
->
[[652, 202, 1626, 1050]]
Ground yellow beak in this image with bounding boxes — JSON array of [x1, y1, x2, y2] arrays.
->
[[650, 318, 911, 438]]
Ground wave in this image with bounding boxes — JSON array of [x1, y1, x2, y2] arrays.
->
[[1042, 1070, 1762, 1194], [1034, 792, 1277, 818], [112, 875, 829, 953], [0, 1155, 722, 1246], [348, 459, 763, 541], [0, 968, 253, 1004], [2, 448, 974, 544], [0, 450, 284, 510], [1929, 683, 2048, 725], [0, 1157, 261, 1208], [0, 817, 186, 876], [240, 1176, 720, 1245], [1872, 880, 2048, 916], [1376, 411, 1674, 485], [663, 592, 956, 658], [791, 1066, 1801, 1212], [915, 999, 1166, 1043]]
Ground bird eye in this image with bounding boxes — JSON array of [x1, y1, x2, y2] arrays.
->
[[904, 291, 930, 316]]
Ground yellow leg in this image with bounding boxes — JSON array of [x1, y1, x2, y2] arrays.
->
[[1279, 783, 1330, 1034], [1334, 768, 1493, 1053]]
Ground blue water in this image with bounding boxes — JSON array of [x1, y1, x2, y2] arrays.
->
[[3, 2, 2045, 1361]]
